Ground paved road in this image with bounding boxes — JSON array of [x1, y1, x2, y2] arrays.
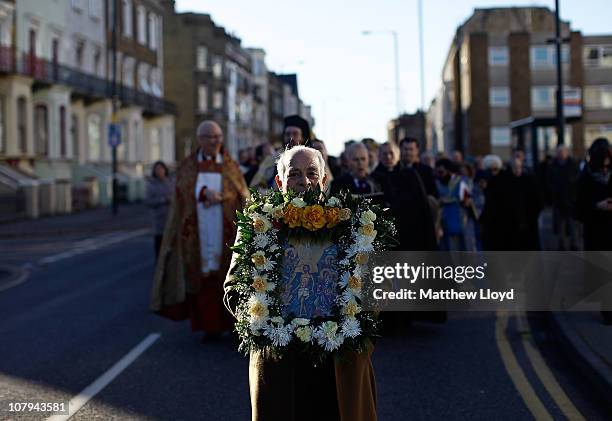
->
[[0, 232, 609, 420]]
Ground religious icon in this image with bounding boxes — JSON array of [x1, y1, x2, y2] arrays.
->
[[279, 239, 339, 318]]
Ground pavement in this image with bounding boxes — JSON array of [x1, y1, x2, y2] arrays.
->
[[538, 207, 612, 405]]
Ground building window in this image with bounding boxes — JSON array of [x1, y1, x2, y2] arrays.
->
[[490, 87, 510, 106], [59, 105, 67, 157], [138, 63, 149, 93], [490, 127, 511, 147], [488, 46, 509, 66], [87, 113, 101, 161], [122, 0, 132, 38], [93, 47, 101, 76], [71, 114, 79, 159], [213, 91, 223, 110], [88, 0, 101, 19], [212, 56, 223, 79], [136, 5, 146, 45], [122, 57, 134, 87], [75, 40, 84, 70], [196, 45, 207, 70], [584, 45, 612, 68], [531, 46, 569, 68], [198, 84, 208, 112], [148, 13, 157, 50], [584, 86, 612, 109], [17, 97, 27, 154], [585, 124, 612, 150], [150, 127, 160, 161], [34, 104, 49, 156], [150, 68, 161, 97], [531, 86, 555, 109]]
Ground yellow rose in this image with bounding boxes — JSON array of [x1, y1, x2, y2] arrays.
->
[[348, 275, 362, 290], [358, 223, 376, 237], [252, 251, 267, 268], [343, 301, 361, 318], [271, 206, 284, 220], [253, 214, 271, 233], [301, 205, 327, 231], [283, 204, 303, 228], [355, 252, 369, 265], [251, 276, 268, 292], [339, 208, 352, 221], [249, 301, 269, 319], [325, 207, 340, 228]]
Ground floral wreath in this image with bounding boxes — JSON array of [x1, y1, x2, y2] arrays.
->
[[230, 187, 396, 364]]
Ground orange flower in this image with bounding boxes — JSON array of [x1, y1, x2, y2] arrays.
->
[[325, 207, 340, 228], [283, 204, 303, 228], [301, 205, 327, 231]]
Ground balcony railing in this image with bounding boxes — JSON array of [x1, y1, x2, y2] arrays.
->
[[10, 52, 175, 116]]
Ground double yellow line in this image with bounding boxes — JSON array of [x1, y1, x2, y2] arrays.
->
[[495, 310, 585, 421]]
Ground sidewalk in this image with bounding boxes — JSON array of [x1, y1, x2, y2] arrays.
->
[[539, 208, 612, 403], [0, 203, 152, 239]]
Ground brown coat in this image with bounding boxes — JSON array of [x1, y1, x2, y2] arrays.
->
[[224, 242, 377, 421]]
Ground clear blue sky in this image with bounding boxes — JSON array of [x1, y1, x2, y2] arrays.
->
[[176, 0, 612, 155]]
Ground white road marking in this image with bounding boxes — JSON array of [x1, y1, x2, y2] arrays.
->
[[46, 333, 161, 421]]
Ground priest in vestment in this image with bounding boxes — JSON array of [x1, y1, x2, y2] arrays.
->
[[151, 120, 249, 338]]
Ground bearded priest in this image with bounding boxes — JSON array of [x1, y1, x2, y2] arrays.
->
[[151, 120, 249, 340], [224, 146, 377, 421]]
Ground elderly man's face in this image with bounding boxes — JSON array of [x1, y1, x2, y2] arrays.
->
[[379, 144, 398, 169], [283, 126, 304, 148], [198, 123, 223, 157], [349, 146, 369, 180], [275, 150, 327, 193]]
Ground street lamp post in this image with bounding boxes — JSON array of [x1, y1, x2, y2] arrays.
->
[[111, 0, 119, 214], [362, 30, 401, 116], [554, 0, 565, 146]]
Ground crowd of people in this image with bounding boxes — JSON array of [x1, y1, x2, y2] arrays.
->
[[146, 116, 612, 336], [144, 115, 610, 421]]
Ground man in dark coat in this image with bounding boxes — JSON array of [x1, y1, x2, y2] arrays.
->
[[547, 145, 579, 250], [399, 137, 439, 199], [371, 142, 437, 251]]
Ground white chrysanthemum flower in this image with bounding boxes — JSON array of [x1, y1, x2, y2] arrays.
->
[[356, 235, 375, 251], [342, 299, 361, 319], [359, 209, 377, 225], [291, 318, 310, 326], [247, 293, 270, 322], [295, 326, 313, 342], [341, 318, 362, 338], [271, 316, 284, 325], [254, 233, 270, 249], [263, 323, 292, 347], [326, 197, 341, 207], [268, 244, 280, 252], [291, 197, 307, 208], [314, 322, 345, 351], [249, 318, 267, 335], [262, 203, 274, 214]]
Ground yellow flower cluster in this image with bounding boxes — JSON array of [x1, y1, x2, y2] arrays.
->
[[282, 204, 351, 231]]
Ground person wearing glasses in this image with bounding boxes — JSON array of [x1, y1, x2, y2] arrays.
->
[[151, 120, 249, 341]]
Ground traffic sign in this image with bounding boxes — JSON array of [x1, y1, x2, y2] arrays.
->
[[108, 123, 121, 147]]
